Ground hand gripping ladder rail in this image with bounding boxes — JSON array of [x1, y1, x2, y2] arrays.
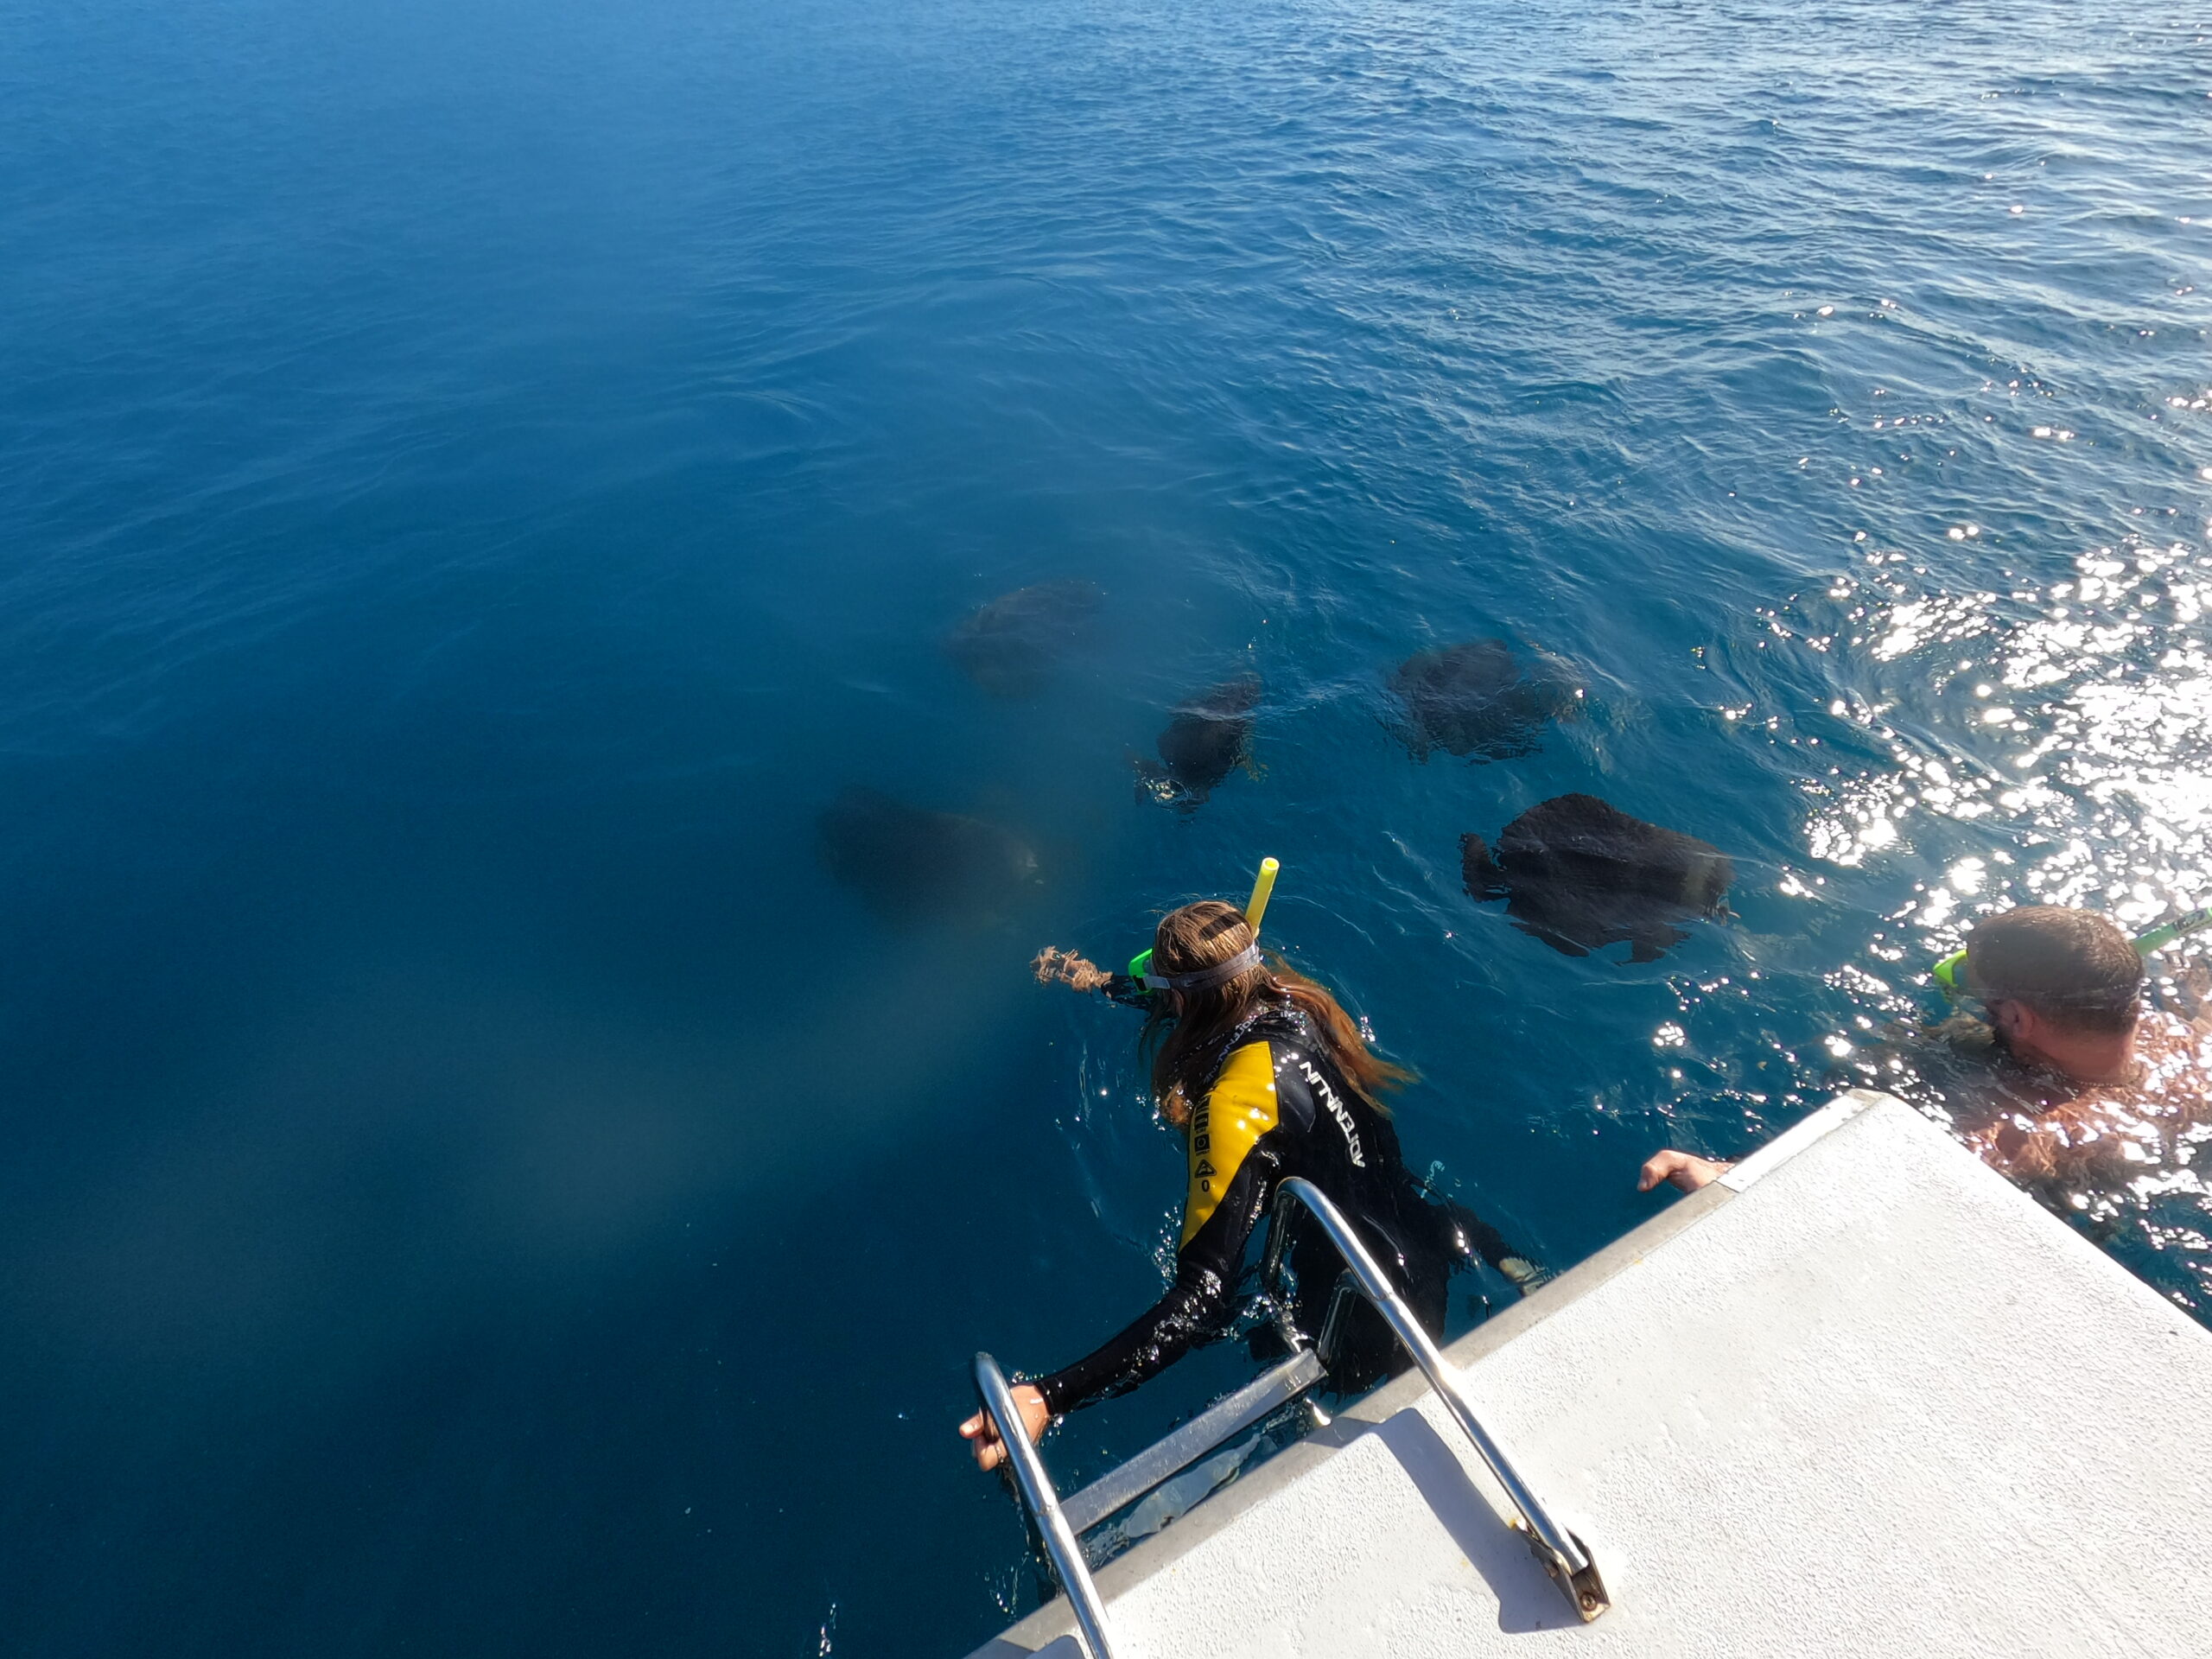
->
[[971, 1176, 1610, 1658]]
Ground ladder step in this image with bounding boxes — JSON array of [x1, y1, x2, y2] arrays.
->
[[1059, 1348, 1325, 1536]]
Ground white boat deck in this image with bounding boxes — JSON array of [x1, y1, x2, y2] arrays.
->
[[965, 1090, 2212, 1659]]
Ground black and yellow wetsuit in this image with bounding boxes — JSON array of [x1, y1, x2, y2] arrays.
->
[[1032, 1002, 1504, 1415]]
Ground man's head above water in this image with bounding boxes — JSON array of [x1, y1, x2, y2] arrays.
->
[[1963, 905, 2145, 1084], [1641, 905, 2185, 1201]]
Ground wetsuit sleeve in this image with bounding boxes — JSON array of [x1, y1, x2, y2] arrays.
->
[[1029, 1042, 1284, 1414], [1101, 974, 1154, 1008]]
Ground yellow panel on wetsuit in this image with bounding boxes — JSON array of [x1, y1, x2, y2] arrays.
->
[[1182, 1040, 1280, 1244]]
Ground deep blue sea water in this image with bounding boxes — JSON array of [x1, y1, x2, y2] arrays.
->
[[5, 1, 2209, 1653]]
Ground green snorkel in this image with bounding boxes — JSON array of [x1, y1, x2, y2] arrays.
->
[[2134, 906, 2212, 956], [1127, 857, 1280, 989], [1932, 904, 2212, 1000]]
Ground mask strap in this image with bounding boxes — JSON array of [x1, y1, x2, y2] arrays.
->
[[1139, 943, 1263, 994]]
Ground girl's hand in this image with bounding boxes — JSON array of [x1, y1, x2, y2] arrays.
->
[[1033, 947, 1111, 991], [958, 1384, 1051, 1471]]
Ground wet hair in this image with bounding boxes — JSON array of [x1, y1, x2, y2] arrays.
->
[[1966, 906, 2143, 1035], [1141, 899, 1412, 1123]]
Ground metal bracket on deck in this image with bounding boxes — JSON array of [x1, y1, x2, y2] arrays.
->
[[1516, 1522, 1611, 1624]]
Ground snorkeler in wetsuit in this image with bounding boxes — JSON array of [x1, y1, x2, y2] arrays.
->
[[961, 897, 1543, 1470], [1639, 905, 2212, 1198]]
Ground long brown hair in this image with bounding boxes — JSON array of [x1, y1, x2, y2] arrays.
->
[[1141, 899, 1412, 1125]]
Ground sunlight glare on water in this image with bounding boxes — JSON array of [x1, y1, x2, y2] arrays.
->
[[3, 1, 2210, 1655]]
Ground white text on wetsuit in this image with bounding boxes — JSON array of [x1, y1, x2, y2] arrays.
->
[[1296, 1057, 1364, 1167]]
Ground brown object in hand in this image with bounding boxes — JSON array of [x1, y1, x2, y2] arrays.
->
[[1033, 947, 1109, 991]]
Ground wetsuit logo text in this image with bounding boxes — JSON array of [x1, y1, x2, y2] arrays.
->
[[1296, 1058, 1364, 1167]]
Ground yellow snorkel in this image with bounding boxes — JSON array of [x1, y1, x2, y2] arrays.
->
[[1243, 856, 1280, 934], [1127, 856, 1279, 986]]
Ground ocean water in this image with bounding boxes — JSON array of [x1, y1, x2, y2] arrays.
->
[[4, 0, 2209, 1653]]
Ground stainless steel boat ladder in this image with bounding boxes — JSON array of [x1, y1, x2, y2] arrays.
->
[[970, 1175, 1609, 1657]]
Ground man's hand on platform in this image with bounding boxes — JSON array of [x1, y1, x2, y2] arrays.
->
[[1638, 1148, 1732, 1194]]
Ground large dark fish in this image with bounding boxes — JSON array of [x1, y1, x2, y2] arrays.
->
[[1389, 639, 1582, 762], [944, 578, 1104, 698], [1135, 674, 1261, 808], [817, 787, 1042, 926], [1461, 793, 1731, 963]]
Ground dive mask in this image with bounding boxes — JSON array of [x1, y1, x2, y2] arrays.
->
[[1123, 856, 1280, 995], [1124, 943, 1264, 994]]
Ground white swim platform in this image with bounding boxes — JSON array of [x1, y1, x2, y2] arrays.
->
[[964, 1090, 2212, 1659]]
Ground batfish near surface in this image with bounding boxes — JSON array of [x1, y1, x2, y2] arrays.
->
[[1135, 674, 1260, 808], [817, 786, 1042, 926], [944, 578, 1103, 698], [1389, 639, 1582, 761], [1461, 792, 1731, 963]]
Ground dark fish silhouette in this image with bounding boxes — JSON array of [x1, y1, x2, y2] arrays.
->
[[1389, 639, 1582, 761], [944, 579, 1104, 698], [1461, 793, 1731, 963], [1135, 674, 1261, 808], [817, 787, 1042, 926]]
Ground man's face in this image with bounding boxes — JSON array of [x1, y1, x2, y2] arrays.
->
[[1963, 964, 2039, 1052], [1982, 993, 2139, 1078], [1981, 995, 2069, 1070], [1984, 995, 2029, 1049]]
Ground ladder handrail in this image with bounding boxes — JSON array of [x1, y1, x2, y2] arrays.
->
[[1059, 1347, 1324, 1536], [1261, 1176, 1610, 1622], [971, 1352, 1120, 1659]]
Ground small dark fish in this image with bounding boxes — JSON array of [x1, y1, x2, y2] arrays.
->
[[1461, 792, 1732, 963], [944, 579, 1104, 698], [1135, 674, 1261, 808], [1389, 639, 1582, 762], [817, 786, 1042, 926]]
